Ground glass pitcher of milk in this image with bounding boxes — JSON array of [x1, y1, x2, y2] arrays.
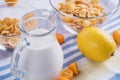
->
[[10, 9, 63, 80]]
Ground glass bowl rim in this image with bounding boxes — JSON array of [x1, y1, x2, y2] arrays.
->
[[49, 0, 120, 19]]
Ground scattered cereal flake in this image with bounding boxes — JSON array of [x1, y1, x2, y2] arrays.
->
[[63, 2, 75, 13], [0, 24, 8, 33], [58, 3, 64, 10], [79, 4, 88, 9], [61, 16, 73, 22], [65, 0, 75, 3], [83, 20, 91, 27], [92, 0, 98, 4], [79, 9, 87, 17], [8, 38, 20, 47], [1, 38, 10, 44], [1, 30, 10, 36]]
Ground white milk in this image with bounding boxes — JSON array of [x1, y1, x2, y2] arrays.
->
[[18, 29, 63, 80]]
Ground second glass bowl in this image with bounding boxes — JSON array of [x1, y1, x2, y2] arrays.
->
[[49, 0, 120, 34], [0, 0, 35, 50]]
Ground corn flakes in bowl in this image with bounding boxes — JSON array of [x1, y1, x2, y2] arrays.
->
[[0, 17, 20, 49], [49, 0, 120, 34], [0, 0, 35, 50]]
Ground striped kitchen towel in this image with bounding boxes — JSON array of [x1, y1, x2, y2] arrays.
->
[[1, 10, 120, 80]]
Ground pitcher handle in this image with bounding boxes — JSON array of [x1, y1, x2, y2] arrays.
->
[[10, 40, 30, 79]]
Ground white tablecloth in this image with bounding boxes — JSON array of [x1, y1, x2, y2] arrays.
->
[[1, 0, 120, 80]]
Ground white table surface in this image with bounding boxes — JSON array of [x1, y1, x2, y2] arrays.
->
[[1, 1, 120, 80]]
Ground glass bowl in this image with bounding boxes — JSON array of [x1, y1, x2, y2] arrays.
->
[[49, 0, 120, 34], [0, 0, 35, 51]]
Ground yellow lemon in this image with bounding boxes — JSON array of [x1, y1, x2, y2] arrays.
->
[[77, 27, 116, 62]]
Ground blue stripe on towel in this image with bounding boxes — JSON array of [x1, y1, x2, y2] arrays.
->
[[64, 35, 76, 42], [0, 73, 12, 80], [105, 22, 120, 31], [63, 54, 85, 68], [64, 49, 79, 59], [0, 64, 10, 71], [107, 15, 120, 24], [62, 42, 76, 50], [110, 73, 120, 80], [14, 78, 20, 80]]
